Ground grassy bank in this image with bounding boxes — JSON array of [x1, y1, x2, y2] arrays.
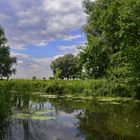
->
[[0, 79, 139, 119], [0, 81, 13, 119], [0, 79, 136, 98]]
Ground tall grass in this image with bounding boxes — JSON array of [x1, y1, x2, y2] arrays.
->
[[0, 81, 13, 119], [0, 79, 131, 97]]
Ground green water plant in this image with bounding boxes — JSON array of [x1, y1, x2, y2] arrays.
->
[[14, 113, 56, 121]]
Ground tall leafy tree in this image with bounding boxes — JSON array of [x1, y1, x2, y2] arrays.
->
[[0, 26, 16, 79], [79, 0, 140, 80], [51, 54, 81, 79], [78, 39, 109, 79], [108, 0, 140, 80]]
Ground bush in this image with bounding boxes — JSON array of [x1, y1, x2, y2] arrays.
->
[[111, 84, 129, 97], [134, 85, 140, 99], [45, 82, 64, 95]]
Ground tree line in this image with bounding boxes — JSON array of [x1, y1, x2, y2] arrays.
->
[[51, 0, 140, 94]]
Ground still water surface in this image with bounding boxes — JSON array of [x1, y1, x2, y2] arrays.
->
[[0, 96, 140, 140]]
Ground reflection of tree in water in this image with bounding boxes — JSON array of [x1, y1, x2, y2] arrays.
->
[[49, 98, 75, 113], [49, 98, 87, 114], [12, 94, 31, 112], [22, 119, 49, 140], [0, 91, 13, 140], [2, 119, 49, 140], [0, 120, 10, 140], [0, 120, 26, 140], [3, 96, 58, 140], [76, 101, 140, 140], [2, 95, 140, 140]]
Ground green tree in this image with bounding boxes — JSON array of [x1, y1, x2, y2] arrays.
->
[[0, 26, 16, 79], [54, 68, 62, 79], [78, 39, 109, 79], [32, 76, 37, 80], [51, 54, 81, 79], [79, 0, 140, 81], [108, 0, 140, 80]]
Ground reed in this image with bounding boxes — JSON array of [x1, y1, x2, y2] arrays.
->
[[0, 79, 131, 97]]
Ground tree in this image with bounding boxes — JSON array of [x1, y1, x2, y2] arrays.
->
[[0, 26, 16, 79], [32, 76, 37, 80], [78, 39, 110, 79], [79, 0, 140, 80], [54, 68, 62, 80], [50, 54, 81, 79], [79, 0, 118, 79]]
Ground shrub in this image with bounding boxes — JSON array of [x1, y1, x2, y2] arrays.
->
[[45, 82, 64, 95]]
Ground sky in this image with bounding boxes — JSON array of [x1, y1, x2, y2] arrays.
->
[[0, 0, 87, 79]]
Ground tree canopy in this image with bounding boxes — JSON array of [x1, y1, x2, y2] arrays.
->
[[50, 54, 81, 79], [50, 0, 140, 97], [0, 26, 16, 79], [49, 0, 140, 98], [78, 0, 140, 80]]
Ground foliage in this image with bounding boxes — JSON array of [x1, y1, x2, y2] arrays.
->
[[78, 39, 110, 79], [76, 0, 140, 97], [0, 79, 132, 97], [32, 76, 37, 80], [51, 54, 82, 79], [79, 0, 140, 79], [49, 76, 55, 80], [0, 81, 13, 119], [0, 26, 16, 79], [45, 81, 64, 95]]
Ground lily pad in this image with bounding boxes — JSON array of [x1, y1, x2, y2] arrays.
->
[[13, 112, 56, 121], [33, 109, 55, 115], [98, 97, 132, 102]]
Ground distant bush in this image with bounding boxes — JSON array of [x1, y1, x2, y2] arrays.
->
[[45, 82, 64, 95], [49, 77, 55, 80]]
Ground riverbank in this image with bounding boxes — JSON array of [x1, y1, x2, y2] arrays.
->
[[0, 79, 136, 98], [0, 79, 139, 119]]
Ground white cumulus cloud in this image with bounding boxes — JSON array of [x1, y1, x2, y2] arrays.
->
[[0, 0, 86, 50]]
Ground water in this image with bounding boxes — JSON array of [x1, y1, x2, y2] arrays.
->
[[0, 95, 140, 140]]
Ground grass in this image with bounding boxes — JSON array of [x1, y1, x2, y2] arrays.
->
[[0, 79, 133, 97], [0, 77, 136, 118], [0, 81, 13, 119]]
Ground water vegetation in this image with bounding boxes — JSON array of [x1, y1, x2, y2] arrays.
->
[[0, 77, 139, 120], [13, 113, 56, 121], [0, 91, 140, 139], [0, 79, 136, 97]]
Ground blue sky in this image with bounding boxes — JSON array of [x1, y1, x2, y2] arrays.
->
[[12, 29, 86, 58], [0, 0, 87, 78]]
